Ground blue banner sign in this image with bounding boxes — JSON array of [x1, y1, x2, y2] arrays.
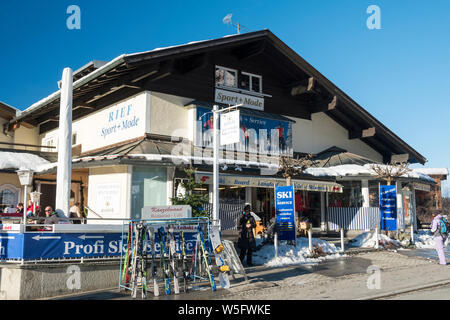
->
[[275, 186, 296, 241], [379, 185, 397, 231], [0, 231, 200, 261]]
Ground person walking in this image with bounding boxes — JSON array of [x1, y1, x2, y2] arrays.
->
[[430, 210, 448, 265], [237, 203, 257, 266]]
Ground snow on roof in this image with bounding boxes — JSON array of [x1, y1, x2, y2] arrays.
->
[[0, 151, 50, 171], [305, 163, 436, 183], [412, 168, 449, 176]]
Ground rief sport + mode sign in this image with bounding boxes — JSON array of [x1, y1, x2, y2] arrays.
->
[[275, 186, 296, 241]]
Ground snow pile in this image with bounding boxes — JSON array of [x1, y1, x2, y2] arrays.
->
[[252, 237, 343, 267], [348, 231, 400, 248], [305, 164, 435, 184], [414, 230, 436, 249]]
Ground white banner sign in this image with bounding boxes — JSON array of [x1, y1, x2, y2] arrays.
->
[[141, 205, 192, 220], [97, 183, 121, 216], [215, 88, 264, 111], [220, 110, 240, 145]]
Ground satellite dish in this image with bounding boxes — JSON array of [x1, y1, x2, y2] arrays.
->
[[223, 13, 233, 24]]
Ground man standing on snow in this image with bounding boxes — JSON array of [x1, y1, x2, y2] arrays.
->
[[430, 210, 448, 265], [237, 203, 257, 266]]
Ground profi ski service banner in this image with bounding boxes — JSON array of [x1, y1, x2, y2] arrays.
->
[[0, 231, 200, 261], [275, 186, 296, 241], [379, 185, 397, 231]]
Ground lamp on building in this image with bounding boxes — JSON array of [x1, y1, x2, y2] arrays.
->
[[17, 169, 34, 224]]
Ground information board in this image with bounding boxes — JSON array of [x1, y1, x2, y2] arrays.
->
[[275, 186, 296, 241], [379, 185, 397, 231]]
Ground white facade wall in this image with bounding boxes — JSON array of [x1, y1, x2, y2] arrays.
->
[[149, 92, 193, 139], [288, 112, 383, 163]]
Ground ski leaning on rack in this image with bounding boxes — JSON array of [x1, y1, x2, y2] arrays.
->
[[148, 227, 159, 297], [158, 227, 171, 295], [209, 225, 231, 289], [197, 225, 216, 291], [140, 223, 148, 299], [167, 226, 180, 294], [180, 231, 189, 293], [121, 223, 133, 286]]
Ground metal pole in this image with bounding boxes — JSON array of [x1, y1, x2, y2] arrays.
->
[[274, 232, 278, 258], [23, 185, 28, 225], [340, 228, 345, 253], [212, 104, 219, 227], [308, 229, 313, 254]]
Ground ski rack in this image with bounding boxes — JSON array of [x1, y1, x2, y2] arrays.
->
[[118, 217, 214, 297]]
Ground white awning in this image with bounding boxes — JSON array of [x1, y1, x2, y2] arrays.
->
[[195, 172, 343, 193]]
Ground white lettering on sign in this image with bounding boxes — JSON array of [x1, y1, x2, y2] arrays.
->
[[277, 191, 293, 199], [215, 89, 264, 111]]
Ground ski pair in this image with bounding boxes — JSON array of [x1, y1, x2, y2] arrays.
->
[[131, 222, 148, 299], [157, 226, 181, 295]]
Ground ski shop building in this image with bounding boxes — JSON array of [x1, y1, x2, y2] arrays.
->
[[3, 30, 434, 231]]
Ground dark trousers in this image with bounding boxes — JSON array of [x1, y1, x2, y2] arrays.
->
[[239, 247, 253, 265]]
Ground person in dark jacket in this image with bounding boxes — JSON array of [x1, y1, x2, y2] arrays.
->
[[237, 204, 257, 266]]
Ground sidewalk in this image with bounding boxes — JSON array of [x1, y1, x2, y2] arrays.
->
[[216, 250, 450, 300]]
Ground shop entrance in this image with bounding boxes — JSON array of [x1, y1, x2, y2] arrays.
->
[[295, 190, 322, 228]]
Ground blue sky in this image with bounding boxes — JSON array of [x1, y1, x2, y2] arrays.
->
[[1, 0, 449, 193]]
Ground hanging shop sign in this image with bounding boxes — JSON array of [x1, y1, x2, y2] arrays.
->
[[220, 110, 240, 145], [196, 106, 293, 156], [195, 172, 343, 193], [379, 185, 397, 231], [275, 186, 296, 241], [214, 88, 264, 111], [141, 205, 192, 220], [412, 183, 431, 192]]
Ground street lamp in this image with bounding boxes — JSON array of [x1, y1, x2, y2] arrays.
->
[[212, 104, 242, 227], [17, 169, 34, 224]]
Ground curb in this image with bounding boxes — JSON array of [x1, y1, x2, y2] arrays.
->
[[357, 279, 450, 300]]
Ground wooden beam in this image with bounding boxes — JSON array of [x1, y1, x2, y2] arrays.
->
[[310, 95, 338, 114], [290, 77, 315, 96], [349, 127, 376, 140], [390, 153, 409, 164]]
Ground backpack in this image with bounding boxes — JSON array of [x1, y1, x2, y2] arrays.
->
[[439, 217, 450, 237]]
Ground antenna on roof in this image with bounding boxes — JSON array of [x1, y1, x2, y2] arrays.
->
[[222, 13, 249, 34]]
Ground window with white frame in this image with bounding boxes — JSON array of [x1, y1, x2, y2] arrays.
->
[[215, 66, 237, 88], [240, 71, 262, 93]]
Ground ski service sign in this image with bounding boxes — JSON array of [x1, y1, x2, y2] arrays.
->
[[379, 185, 397, 231], [275, 186, 296, 241]]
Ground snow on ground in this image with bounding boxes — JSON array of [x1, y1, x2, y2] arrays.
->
[[252, 237, 344, 267], [413, 230, 449, 249], [348, 231, 401, 248]]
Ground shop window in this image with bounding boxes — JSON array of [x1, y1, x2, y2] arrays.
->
[[329, 181, 362, 207], [215, 66, 237, 88], [0, 185, 19, 212], [369, 181, 380, 207], [219, 186, 246, 205], [131, 166, 167, 219]]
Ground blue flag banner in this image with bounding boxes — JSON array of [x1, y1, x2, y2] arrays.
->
[[379, 185, 397, 231], [275, 186, 296, 241]]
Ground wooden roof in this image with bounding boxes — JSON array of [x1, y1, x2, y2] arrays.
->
[[9, 29, 427, 164]]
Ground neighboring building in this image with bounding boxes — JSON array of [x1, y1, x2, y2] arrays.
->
[[1, 30, 433, 229], [413, 168, 448, 224]]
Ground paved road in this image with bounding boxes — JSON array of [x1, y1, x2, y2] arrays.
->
[[52, 248, 450, 300]]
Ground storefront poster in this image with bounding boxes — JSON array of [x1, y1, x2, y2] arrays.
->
[[196, 106, 292, 156], [275, 186, 296, 241], [379, 185, 397, 231], [97, 183, 121, 216]]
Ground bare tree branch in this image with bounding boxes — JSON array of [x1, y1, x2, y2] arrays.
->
[[370, 162, 412, 185]]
